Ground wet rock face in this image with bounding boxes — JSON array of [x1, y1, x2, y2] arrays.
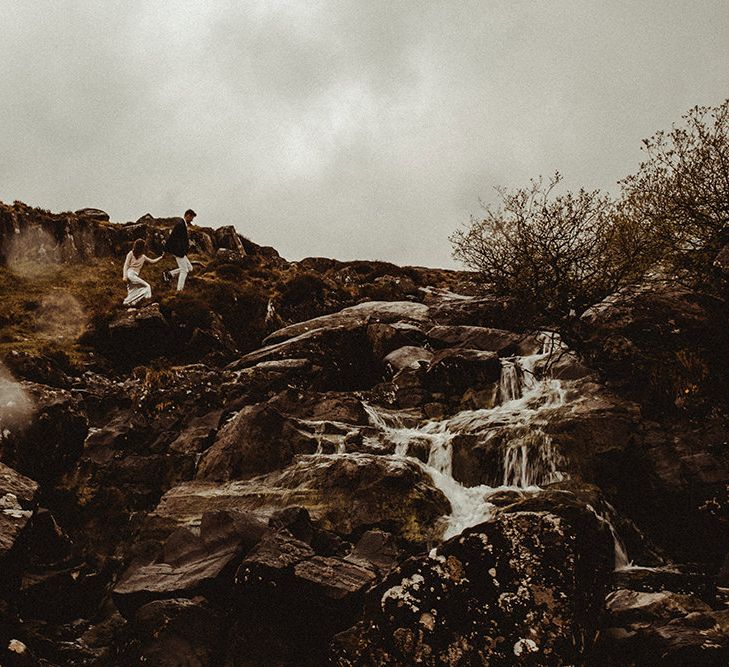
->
[[0, 462, 38, 564], [579, 282, 729, 417], [3, 383, 88, 490], [142, 454, 450, 550], [332, 503, 613, 666], [195, 403, 318, 482], [596, 588, 729, 665]]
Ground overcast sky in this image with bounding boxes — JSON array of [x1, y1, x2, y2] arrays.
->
[[1, 1, 727, 268]]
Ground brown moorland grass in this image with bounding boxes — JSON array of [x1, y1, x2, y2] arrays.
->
[[0, 255, 174, 362]]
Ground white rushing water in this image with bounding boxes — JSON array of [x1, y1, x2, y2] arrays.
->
[[361, 333, 571, 540], [305, 331, 632, 565]]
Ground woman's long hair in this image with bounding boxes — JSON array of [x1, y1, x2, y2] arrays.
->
[[132, 238, 146, 258]]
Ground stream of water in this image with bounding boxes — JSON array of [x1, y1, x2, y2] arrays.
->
[[358, 333, 631, 567], [362, 337, 564, 536]]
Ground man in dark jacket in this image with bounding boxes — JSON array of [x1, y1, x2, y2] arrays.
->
[[163, 209, 195, 291]]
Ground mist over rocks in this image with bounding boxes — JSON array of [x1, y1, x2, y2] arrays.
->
[[0, 200, 729, 664], [0, 364, 33, 440]]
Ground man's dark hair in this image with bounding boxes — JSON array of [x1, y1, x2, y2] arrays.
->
[[184, 209, 197, 218]]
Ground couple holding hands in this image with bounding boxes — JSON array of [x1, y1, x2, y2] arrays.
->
[[122, 209, 196, 306]]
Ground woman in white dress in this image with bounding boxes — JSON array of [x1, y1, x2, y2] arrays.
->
[[122, 239, 163, 306]]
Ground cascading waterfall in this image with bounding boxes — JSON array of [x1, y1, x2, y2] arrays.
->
[[358, 333, 630, 564], [361, 335, 573, 539], [498, 361, 520, 403], [501, 431, 565, 488], [604, 501, 632, 570]]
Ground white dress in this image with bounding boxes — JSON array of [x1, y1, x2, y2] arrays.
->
[[123, 252, 152, 306]]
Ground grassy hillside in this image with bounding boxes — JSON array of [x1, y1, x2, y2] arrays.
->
[[0, 216, 475, 375]]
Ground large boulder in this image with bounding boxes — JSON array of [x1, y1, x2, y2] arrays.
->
[[113, 509, 266, 616], [139, 455, 450, 549], [195, 404, 318, 482], [332, 500, 613, 665], [108, 303, 171, 365], [0, 462, 38, 566], [74, 208, 110, 222], [229, 359, 315, 403], [213, 225, 247, 255], [263, 301, 431, 346], [383, 346, 433, 374], [426, 325, 539, 356], [367, 322, 427, 360], [579, 282, 729, 416], [227, 325, 379, 391]]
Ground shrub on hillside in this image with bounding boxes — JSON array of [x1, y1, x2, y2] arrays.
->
[[450, 174, 657, 323], [212, 261, 248, 282], [206, 282, 269, 353], [620, 98, 729, 284], [278, 272, 327, 307], [161, 294, 213, 330]]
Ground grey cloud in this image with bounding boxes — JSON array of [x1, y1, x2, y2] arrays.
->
[[1, 0, 727, 267]]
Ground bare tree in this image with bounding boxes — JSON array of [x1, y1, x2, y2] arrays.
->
[[619, 98, 729, 281], [450, 174, 656, 322]]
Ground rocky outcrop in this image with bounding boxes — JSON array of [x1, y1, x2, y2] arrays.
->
[[0, 201, 271, 267], [332, 499, 613, 665], [0, 463, 38, 574], [195, 404, 318, 482], [596, 588, 729, 665]]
